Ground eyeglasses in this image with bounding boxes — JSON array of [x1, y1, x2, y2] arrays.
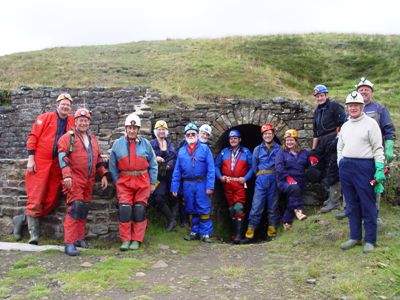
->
[[186, 132, 196, 137]]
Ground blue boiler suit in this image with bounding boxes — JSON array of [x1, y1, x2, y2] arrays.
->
[[248, 142, 281, 228], [171, 142, 215, 236]]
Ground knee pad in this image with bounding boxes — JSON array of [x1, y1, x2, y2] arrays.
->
[[68, 201, 90, 220], [287, 185, 302, 198], [233, 202, 244, 215], [118, 204, 132, 223], [132, 204, 146, 222]]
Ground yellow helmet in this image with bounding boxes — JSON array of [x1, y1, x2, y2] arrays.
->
[[284, 129, 298, 139], [154, 120, 168, 130]]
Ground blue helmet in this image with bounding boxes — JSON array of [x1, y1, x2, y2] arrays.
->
[[228, 129, 241, 138], [184, 123, 198, 133], [313, 84, 328, 96]]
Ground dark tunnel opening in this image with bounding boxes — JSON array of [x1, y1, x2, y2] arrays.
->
[[213, 124, 282, 241]]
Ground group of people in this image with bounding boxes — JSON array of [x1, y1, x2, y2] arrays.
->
[[11, 76, 395, 255]]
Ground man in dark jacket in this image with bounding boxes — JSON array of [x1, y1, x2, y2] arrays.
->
[[311, 84, 346, 213]]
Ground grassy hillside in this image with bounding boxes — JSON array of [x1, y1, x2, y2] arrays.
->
[[0, 33, 399, 114]]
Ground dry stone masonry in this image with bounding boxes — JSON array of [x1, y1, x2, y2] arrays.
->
[[0, 86, 317, 240]]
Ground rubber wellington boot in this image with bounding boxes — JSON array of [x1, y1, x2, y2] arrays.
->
[[340, 239, 361, 250], [65, 243, 80, 256], [232, 219, 243, 244], [267, 225, 277, 238], [27, 216, 40, 245], [120, 241, 130, 251], [363, 243, 375, 253], [129, 241, 140, 250], [160, 203, 177, 232], [245, 226, 255, 239], [335, 210, 347, 220], [74, 240, 91, 249], [320, 182, 341, 213], [13, 214, 26, 240]]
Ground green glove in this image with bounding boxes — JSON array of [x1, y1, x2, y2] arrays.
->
[[374, 161, 386, 183], [384, 140, 394, 163], [374, 182, 384, 195]]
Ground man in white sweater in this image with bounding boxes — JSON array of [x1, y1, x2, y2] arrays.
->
[[337, 91, 385, 253]]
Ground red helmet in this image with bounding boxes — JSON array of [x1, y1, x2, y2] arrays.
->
[[260, 123, 274, 134], [74, 108, 91, 120]]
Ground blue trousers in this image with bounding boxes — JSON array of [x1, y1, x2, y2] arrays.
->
[[339, 158, 377, 245], [183, 180, 213, 236], [248, 174, 279, 228], [278, 181, 304, 224]]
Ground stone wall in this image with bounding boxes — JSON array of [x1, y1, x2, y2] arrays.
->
[[0, 86, 318, 240]]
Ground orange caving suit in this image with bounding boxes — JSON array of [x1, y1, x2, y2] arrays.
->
[[25, 112, 74, 218], [57, 128, 108, 244]]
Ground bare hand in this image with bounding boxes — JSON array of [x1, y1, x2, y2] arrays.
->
[[220, 176, 227, 183], [150, 184, 155, 194], [27, 155, 36, 173], [101, 176, 108, 190], [238, 177, 246, 184], [206, 189, 213, 195], [63, 178, 72, 190], [172, 192, 178, 197], [156, 156, 165, 163]]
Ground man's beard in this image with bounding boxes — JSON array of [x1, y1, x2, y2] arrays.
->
[[186, 136, 198, 145]]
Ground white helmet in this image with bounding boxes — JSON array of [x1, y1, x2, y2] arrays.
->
[[125, 113, 141, 127], [345, 91, 364, 105], [355, 77, 374, 91], [199, 124, 212, 136]]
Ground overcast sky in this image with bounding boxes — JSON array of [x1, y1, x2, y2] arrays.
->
[[1, 0, 399, 56]]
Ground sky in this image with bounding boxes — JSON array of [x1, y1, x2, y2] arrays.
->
[[1, 0, 399, 56]]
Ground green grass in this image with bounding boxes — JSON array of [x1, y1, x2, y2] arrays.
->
[[28, 284, 50, 299], [257, 202, 400, 299], [56, 257, 147, 293], [1, 33, 399, 113]]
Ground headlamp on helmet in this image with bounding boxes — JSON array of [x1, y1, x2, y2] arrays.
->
[[184, 123, 198, 133], [199, 124, 212, 136], [56, 93, 73, 103], [260, 123, 274, 134], [355, 77, 374, 91], [74, 108, 91, 120], [345, 91, 364, 105], [313, 84, 328, 96], [228, 129, 241, 138], [284, 129, 298, 139], [125, 113, 141, 127], [154, 120, 168, 130]]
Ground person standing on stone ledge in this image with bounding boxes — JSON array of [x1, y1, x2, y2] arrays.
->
[[311, 84, 346, 214], [13, 93, 75, 245], [58, 108, 108, 256], [109, 113, 158, 252], [150, 120, 178, 232]]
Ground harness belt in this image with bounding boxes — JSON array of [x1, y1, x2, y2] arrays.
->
[[183, 176, 205, 182], [256, 170, 276, 176], [226, 176, 247, 189], [121, 169, 147, 176]]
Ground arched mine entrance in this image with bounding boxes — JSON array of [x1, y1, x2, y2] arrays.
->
[[212, 124, 283, 241]]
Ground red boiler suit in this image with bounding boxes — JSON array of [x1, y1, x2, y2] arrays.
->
[[25, 112, 74, 218], [57, 128, 107, 243]]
